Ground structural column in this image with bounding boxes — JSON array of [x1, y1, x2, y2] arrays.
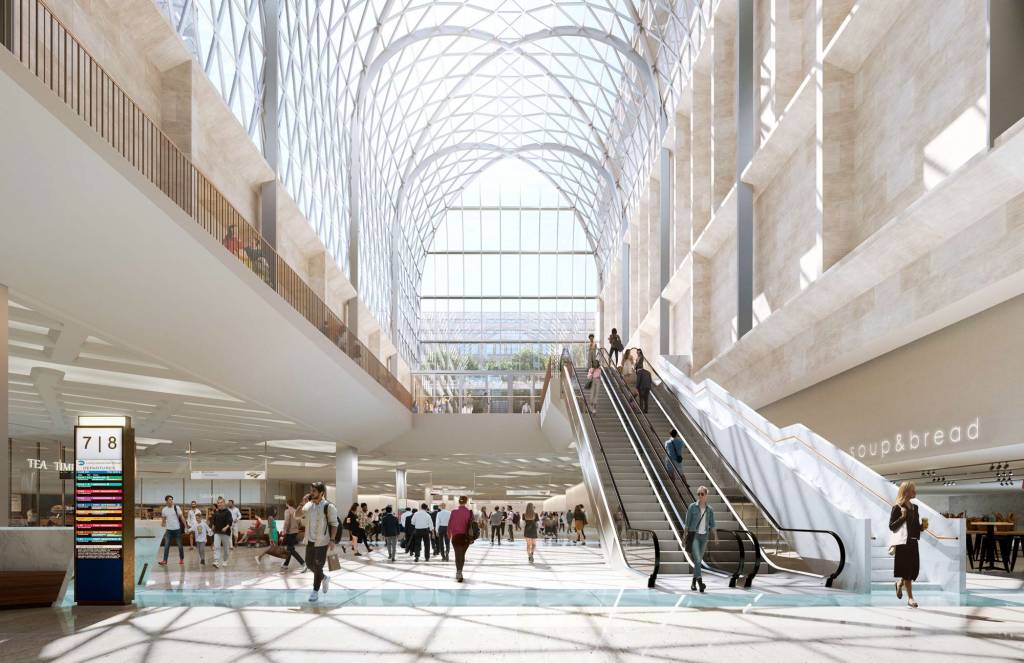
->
[[620, 240, 630, 343], [395, 468, 407, 508], [658, 146, 673, 354], [735, 0, 755, 338], [335, 444, 358, 508], [988, 0, 1024, 146], [0, 284, 8, 526]]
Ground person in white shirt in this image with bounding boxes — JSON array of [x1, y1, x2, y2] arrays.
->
[[186, 501, 200, 548], [294, 481, 339, 603], [228, 500, 242, 547], [434, 503, 452, 562], [520, 402, 532, 414], [410, 503, 436, 562], [159, 495, 185, 566], [191, 516, 212, 565]]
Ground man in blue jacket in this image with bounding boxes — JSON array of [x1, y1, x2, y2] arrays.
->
[[664, 429, 684, 476]]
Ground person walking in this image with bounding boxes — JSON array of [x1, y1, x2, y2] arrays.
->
[[489, 508, 504, 545], [228, 500, 242, 548], [620, 349, 637, 395], [890, 481, 926, 608], [280, 498, 305, 571], [296, 482, 339, 603], [191, 514, 211, 565], [212, 497, 233, 568], [479, 507, 490, 540], [685, 486, 718, 593], [357, 503, 373, 551], [186, 500, 201, 548], [254, 509, 280, 566], [380, 505, 401, 561], [635, 365, 653, 413], [664, 429, 684, 476], [507, 507, 516, 543], [584, 334, 602, 411], [608, 328, 624, 366], [436, 503, 452, 561], [523, 503, 539, 563], [410, 503, 435, 562], [448, 496, 475, 582], [401, 507, 414, 550], [564, 509, 572, 536], [573, 505, 588, 544], [158, 495, 186, 566]]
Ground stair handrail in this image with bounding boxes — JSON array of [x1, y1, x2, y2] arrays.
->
[[647, 359, 846, 587]]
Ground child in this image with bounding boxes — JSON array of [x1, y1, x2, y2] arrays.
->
[[192, 517, 212, 565]]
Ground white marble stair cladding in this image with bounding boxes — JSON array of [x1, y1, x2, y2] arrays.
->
[[575, 368, 690, 575]]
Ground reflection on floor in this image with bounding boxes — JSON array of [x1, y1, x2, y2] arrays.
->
[[4, 539, 1023, 661]]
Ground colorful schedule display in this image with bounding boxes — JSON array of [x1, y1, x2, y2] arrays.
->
[[75, 427, 124, 556], [74, 424, 133, 604]]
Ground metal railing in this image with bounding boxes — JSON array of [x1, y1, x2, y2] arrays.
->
[[560, 349, 660, 587], [646, 361, 846, 586], [597, 349, 760, 588], [412, 370, 546, 413], [0, 0, 411, 408]]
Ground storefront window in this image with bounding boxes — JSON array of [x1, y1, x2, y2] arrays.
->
[[8, 437, 73, 526]]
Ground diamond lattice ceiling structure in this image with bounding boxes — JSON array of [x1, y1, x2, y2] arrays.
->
[[157, 0, 710, 362]]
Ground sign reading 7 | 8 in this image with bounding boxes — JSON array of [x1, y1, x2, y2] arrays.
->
[[76, 428, 122, 462]]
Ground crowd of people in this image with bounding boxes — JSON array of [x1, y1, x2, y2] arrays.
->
[[154, 486, 598, 602]]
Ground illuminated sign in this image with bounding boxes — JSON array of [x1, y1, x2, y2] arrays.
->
[[506, 489, 552, 496], [189, 470, 267, 480], [74, 420, 134, 605], [848, 417, 980, 461]]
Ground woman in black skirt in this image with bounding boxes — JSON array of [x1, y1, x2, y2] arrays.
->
[[889, 481, 928, 608]]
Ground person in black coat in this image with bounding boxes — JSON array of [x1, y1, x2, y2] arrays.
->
[[889, 481, 928, 608], [380, 506, 401, 561], [635, 367, 653, 413]]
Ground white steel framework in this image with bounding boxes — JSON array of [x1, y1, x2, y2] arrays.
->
[[156, 0, 712, 365]]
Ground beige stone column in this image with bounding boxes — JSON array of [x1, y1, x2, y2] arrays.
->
[[0, 283, 8, 526]]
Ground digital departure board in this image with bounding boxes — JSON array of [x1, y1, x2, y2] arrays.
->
[[75, 427, 124, 556], [74, 418, 135, 605]]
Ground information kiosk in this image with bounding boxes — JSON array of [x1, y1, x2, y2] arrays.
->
[[73, 416, 135, 605]]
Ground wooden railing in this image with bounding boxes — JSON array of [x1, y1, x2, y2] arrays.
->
[[0, 0, 411, 408]]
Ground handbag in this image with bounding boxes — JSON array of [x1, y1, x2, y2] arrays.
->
[[888, 512, 908, 556], [684, 507, 707, 552], [327, 552, 341, 571]]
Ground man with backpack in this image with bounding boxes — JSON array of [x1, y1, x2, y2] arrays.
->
[[158, 495, 186, 566], [295, 481, 339, 603], [447, 496, 476, 583], [665, 429, 685, 476]]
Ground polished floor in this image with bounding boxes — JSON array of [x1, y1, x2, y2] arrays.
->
[[3, 537, 1022, 661]]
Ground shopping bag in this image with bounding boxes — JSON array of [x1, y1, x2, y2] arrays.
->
[[327, 553, 341, 571]]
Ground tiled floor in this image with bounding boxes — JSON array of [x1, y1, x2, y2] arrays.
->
[[4, 538, 1022, 661]]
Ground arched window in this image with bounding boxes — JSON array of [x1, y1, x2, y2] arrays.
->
[[419, 160, 597, 370]]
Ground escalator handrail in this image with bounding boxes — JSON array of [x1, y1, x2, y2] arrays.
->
[[559, 351, 661, 587], [647, 359, 847, 587], [598, 349, 757, 586]]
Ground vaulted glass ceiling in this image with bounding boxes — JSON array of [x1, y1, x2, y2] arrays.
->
[[157, 0, 710, 363]]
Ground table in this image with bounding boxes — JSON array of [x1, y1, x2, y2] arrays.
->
[[968, 522, 1015, 572]]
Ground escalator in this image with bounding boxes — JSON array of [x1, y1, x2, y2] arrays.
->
[[598, 349, 846, 587], [557, 351, 682, 582], [640, 356, 847, 585], [591, 350, 760, 587]]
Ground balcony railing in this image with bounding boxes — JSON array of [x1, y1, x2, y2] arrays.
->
[[0, 0, 411, 408], [412, 371, 547, 414]]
